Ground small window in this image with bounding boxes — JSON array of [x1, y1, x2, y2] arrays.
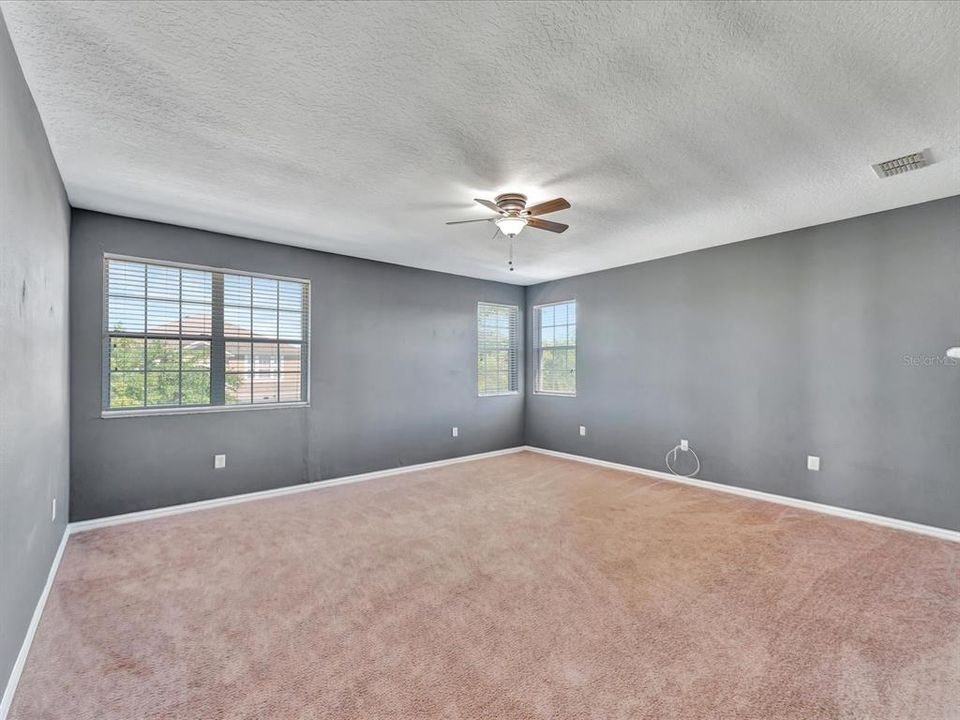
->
[[104, 256, 309, 414], [477, 302, 519, 396], [534, 300, 576, 395]]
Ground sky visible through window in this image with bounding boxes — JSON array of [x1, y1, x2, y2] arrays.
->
[[105, 258, 308, 411], [478, 302, 519, 396], [536, 301, 576, 395]]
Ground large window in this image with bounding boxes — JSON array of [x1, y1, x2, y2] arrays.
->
[[477, 302, 519, 396], [534, 300, 576, 395], [104, 256, 309, 414]]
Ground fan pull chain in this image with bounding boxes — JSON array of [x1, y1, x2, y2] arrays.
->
[[509, 235, 515, 272]]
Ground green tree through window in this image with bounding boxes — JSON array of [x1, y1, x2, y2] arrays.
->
[[477, 302, 519, 396], [534, 301, 576, 395], [105, 258, 308, 411]]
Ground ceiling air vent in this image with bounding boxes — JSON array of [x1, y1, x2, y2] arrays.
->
[[872, 150, 930, 178]]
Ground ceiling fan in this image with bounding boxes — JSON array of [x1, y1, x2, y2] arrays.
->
[[446, 193, 570, 237]]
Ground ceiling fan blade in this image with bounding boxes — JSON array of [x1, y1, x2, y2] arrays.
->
[[526, 217, 568, 233], [445, 217, 496, 225], [524, 197, 570, 216], [474, 198, 504, 214]]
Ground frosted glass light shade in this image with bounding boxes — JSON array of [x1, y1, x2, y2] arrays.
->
[[496, 217, 527, 237]]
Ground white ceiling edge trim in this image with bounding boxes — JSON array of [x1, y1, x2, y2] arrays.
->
[[70, 188, 960, 288], [7, 0, 957, 285], [68, 193, 509, 285]]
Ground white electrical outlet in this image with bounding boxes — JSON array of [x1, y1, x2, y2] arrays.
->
[[579, 425, 586, 436], [214, 454, 226, 469], [52, 497, 56, 522], [680, 439, 689, 452], [807, 455, 820, 471], [452, 427, 459, 438]]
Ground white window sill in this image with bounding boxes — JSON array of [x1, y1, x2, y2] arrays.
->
[[101, 402, 309, 419]]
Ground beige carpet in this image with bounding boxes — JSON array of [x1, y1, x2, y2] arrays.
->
[[10, 451, 959, 719]]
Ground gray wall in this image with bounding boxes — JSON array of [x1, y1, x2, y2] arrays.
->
[[526, 196, 960, 531], [70, 211, 524, 521], [0, 11, 71, 701]]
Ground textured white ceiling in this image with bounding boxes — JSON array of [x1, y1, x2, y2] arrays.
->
[[3, 1, 959, 284]]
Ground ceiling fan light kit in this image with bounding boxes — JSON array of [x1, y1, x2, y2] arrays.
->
[[496, 216, 528, 237], [445, 193, 571, 234], [446, 192, 572, 269]]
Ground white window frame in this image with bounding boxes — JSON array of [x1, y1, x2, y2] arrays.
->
[[477, 301, 520, 397], [533, 299, 577, 397], [101, 254, 311, 417]]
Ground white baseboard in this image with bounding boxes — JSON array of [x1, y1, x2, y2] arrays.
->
[[70, 446, 527, 533], [1, 526, 69, 720], [2, 445, 955, 715], [1, 446, 526, 715], [523, 446, 960, 543]]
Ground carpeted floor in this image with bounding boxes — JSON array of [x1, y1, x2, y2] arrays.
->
[[10, 451, 960, 719]]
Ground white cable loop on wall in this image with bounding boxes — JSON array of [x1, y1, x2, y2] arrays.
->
[[665, 444, 700, 478]]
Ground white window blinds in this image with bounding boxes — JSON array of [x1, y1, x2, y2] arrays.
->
[[534, 300, 576, 395], [104, 257, 309, 412], [222, 273, 307, 405], [477, 302, 519, 396]]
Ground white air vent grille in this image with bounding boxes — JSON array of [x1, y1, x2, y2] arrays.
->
[[872, 150, 929, 178]]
